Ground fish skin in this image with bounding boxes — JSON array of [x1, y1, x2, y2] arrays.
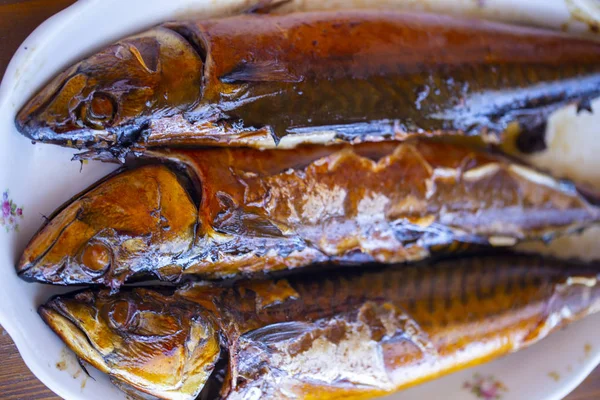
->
[[16, 10, 600, 157], [40, 288, 221, 400], [39, 254, 600, 400], [18, 140, 600, 288], [17, 165, 198, 289]]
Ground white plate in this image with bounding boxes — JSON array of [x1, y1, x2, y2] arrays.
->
[[1, 1, 600, 399]]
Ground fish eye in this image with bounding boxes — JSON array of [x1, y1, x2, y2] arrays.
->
[[79, 92, 116, 129], [80, 242, 111, 273], [105, 300, 139, 332]]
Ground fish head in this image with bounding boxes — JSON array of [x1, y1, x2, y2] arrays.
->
[[39, 288, 221, 400], [17, 165, 198, 288], [16, 26, 204, 148]]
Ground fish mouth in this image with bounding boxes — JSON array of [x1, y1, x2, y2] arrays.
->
[[15, 119, 149, 158], [18, 264, 66, 284], [17, 259, 103, 286], [15, 200, 104, 286], [16, 122, 115, 147], [39, 300, 111, 374], [15, 98, 119, 150], [15, 66, 78, 133], [15, 66, 148, 154]]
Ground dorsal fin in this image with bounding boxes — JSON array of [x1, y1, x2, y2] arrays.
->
[[219, 60, 302, 84], [243, 0, 292, 14]]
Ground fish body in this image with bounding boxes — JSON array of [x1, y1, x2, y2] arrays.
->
[[16, 10, 600, 156], [18, 140, 600, 288], [39, 254, 600, 400]]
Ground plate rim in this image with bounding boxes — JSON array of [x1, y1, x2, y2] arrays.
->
[[0, 1, 599, 399]]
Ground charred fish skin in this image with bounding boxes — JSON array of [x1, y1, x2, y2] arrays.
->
[[40, 254, 600, 400], [16, 10, 600, 155], [18, 140, 600, 288]]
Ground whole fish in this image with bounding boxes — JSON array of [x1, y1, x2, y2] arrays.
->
[[18, 140, 600, 288], [16, 10, 600, 158], [39, 254, 600, 400]]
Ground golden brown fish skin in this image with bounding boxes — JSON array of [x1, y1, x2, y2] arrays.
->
[[40, 254, 600, 400], [16, 10, 600, 156], [18, 140, 600, 288], [17, 165, 198, 289], [39, 288, 221, 400], [16, 26, 204, 149], [175, 141, 600, 277]]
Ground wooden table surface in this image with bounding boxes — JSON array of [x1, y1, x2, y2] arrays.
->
[[1, 0, 600, 399]]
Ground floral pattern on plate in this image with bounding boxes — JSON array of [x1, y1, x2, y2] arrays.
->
[[463, 374, 508, 400], [1, 190, 23, 232]]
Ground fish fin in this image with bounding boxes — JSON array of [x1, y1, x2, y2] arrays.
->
[[241, 214, 284, 237], [77, 357, 95, 380], [577, 97, 594, 114], [127, 37, 161, 73], [110, 378, 162, 400], [214, 193, 284, 238], [72, 149, 127, 163], [242, 321, 314, 344], [244, 0, 292, 14], [220, 60, 302, 84]]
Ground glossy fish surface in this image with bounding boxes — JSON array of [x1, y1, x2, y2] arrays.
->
[[16, 10, 600, 157], [18, 140, 600, 288], [40, 254, 600, 400], [41, 288, 220, 400]]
